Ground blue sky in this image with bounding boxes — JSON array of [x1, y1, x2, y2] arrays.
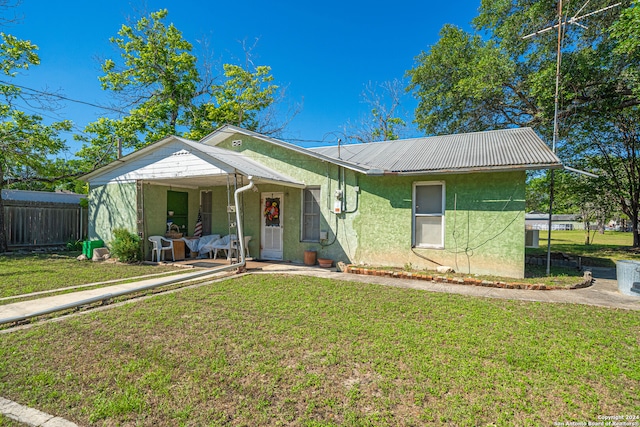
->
[[9, 1, 481, 154]]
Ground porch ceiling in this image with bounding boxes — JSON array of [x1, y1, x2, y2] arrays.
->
[[142, 174, 306, 189], [142, 175, 231, 189]]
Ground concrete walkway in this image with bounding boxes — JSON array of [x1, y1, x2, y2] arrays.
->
[[0, 268, 233, 325], [256, 263, 640, 311], [0, 397, 78, 426]]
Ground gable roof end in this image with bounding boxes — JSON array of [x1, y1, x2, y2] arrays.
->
[[81, 134, 304, 188], [200, 124, 373, 174]]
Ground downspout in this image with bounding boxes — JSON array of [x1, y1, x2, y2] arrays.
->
[[233, 176, 255, 271]]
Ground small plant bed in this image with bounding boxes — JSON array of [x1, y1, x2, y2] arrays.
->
[[343, 264, 591, 290]]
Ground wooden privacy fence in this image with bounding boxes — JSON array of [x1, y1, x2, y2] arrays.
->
[[4, 201, 88, 247]]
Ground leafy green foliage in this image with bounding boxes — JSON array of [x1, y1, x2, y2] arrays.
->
[[109, 228, 142, 263], [98, 9, 199, 147], [76, 9, 281, 168], [0, 31, 72, 252], [65, 239, 83, 251], [610, 1, 640, 97], [407, 0, 640, 246], [186, 63, 278, 140], [407, 25, 514, 135]]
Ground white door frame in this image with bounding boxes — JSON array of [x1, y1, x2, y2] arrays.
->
[[261, 192, 284, 260]]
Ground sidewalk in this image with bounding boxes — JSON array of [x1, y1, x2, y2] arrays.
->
[[0, 268, 233, 325], [255, 263, 640, 311]]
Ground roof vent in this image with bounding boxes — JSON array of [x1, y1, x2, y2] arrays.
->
[[232, 139, 243, 147]]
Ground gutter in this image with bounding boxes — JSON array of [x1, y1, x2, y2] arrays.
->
[[564, 166, 599, 178], [366, 163, 564, 176]]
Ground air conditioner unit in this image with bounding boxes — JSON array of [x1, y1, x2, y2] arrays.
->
[[525, 229, 539, 248]]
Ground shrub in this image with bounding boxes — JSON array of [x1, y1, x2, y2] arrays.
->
[[66, 239, 83, 251], [110, 228, 142, 263]]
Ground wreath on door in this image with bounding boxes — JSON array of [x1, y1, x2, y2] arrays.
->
[[264, 198, 280, 226]]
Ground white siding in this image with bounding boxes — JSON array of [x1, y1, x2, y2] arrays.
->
[[91, 141, 232, 185]]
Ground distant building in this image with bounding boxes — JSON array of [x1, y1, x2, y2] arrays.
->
[[525, 213, 583, 231]]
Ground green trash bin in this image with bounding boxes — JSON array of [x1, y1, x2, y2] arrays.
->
[[83, 240, 104, 258]]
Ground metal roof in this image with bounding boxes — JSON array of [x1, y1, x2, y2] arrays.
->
[[2, 189, 86, 204], [308, 128, 562, 175]]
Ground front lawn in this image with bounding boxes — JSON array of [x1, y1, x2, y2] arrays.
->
[[0, 252, 182, 301], [1, 274, 637, 426], [528, 230, 640, 267]]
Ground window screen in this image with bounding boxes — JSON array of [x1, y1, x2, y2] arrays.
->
[[413, 182, 444, 248], [302, 187, 320, 241]]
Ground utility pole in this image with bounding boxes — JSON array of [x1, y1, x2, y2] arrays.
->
[[523, 1, 621, 276]]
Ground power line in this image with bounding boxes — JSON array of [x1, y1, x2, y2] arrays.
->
[[0, 80, 128, 114], [0, 82, 357, 148]]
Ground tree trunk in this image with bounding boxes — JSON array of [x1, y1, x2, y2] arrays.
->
[[0, 184, 7, 253], [0, 158, 6, 253], [584, 221, 591, 245]]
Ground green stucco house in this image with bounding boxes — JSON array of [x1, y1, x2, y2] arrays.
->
[[82, 125, 562, 278]]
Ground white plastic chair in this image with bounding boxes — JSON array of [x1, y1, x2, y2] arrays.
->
[[208, 235, 236, 260], [148, 236, 175, 262], [232, 235, 252, 260]]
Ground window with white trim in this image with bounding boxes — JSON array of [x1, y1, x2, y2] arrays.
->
[[302, 187, 321, 242], [413, 181, 445, 248]]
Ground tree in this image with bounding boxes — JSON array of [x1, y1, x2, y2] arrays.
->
[[407, 25, 515, 135], [611, 0, 640, 98], [0, 33, 72, 252], [97, 9, 202, 148], [342, 79, 408, 143], [77, 9, 284, 168], [185, 63, 278, 140], [527, 168, 615, 244], [407, 0, 640, 246], [574, 112, 640, 244]]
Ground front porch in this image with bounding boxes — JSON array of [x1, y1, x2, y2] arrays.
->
[[138, 174, 302, 263]]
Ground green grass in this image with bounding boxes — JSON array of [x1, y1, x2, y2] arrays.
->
[[0, 252, 183, 300], [527, 230, 640, 267], [1, 274, 638, 426], [0, 415, 23, 427]]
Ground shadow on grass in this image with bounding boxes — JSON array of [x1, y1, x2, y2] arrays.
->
[[580, 257, 617, 268], [525, 264, 583, 279]]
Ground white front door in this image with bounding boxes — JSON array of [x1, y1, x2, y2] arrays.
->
[[261, 192, 283, 260]]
